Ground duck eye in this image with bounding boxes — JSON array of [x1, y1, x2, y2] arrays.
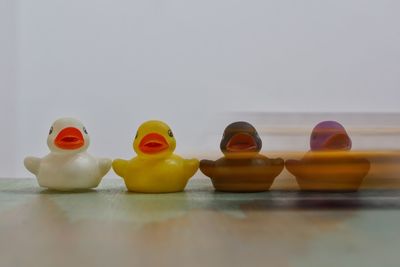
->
[[49, 127, 53, 135], [168, 129, 174, 137], [83, 127, 88, 134]]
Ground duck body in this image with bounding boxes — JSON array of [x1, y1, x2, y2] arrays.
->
[[112, 120, 199, 193], [26, 152, 111, 191], [115, 155, 198, 193], [286, 152, 370, 191], [24, 118, 111, 191], [200, 121, 284, 192], [201, 155, 284, 192]]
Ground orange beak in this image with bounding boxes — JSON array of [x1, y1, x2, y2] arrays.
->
[[323, 133, 352, 151], [55, 127, 84, 150], [139, 133, 169, 154], [226, 133, 257, 152]]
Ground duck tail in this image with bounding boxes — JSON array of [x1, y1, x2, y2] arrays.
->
[[112, 159, 128, 178], [24, 157, 41, 175], [184, 159, 200, 179], [199, 160, 216, 178], [98, 158, 112, 177]]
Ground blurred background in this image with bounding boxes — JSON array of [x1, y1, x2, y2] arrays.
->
[[1, 0, 400, 178]]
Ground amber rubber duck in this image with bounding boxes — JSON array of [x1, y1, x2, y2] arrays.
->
[[285, 121, 370, 191]]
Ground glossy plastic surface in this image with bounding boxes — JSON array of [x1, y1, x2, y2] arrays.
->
[[24, 118, 112, 191], [112, 120, 199, 193], [200, 121, 284, 192]]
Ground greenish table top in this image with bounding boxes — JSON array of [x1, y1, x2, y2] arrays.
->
[[0, 178, 399, 267]]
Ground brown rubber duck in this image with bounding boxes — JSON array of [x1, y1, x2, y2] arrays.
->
[[200, 121, 284, 192]]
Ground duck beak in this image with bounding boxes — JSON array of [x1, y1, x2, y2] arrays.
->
[[226, 133, 258, 152], [323, 133, 352, 151], [139, 133, 169, 154], [55, 127, 85, 150]]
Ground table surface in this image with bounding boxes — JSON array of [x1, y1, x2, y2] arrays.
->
[[0, 178, 399, 267]]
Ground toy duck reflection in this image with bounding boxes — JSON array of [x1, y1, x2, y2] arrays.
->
[[24, 118, 112, 191], [112, 120, 199, 193], [285, 121, 370, 191], [200, 121, 284, 192]]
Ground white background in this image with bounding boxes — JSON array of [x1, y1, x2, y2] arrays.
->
[[1, 0, 400, 178]]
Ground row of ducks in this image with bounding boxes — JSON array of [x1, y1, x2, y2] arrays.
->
[[24, 118, 370, 192]]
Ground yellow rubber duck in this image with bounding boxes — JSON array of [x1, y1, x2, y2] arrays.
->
[[112, 120, 199, 193]]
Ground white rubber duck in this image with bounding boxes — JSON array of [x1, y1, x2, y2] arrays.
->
[[24, 118, 112, 191]]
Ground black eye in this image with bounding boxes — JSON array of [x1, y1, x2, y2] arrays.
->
[[49, 127, 53, 135], [135, 132, 138, 139], [168, 129, 173, 137], [83, 127, 88, 134]]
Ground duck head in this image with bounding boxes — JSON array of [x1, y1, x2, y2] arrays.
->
[[133, 120, 176, 159], [310, 121, 352, 151], [47, 118, 90, 153], [220, 121, 262, 157]]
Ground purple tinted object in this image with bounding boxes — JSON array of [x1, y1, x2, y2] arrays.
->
[[310, 121, 352, 151]]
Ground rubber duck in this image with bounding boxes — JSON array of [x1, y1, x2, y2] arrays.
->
[[285, 121, 370, 191], [200, 121, 284, 192], [24, 118, 112, 191], [112, 120, 199, 193]]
